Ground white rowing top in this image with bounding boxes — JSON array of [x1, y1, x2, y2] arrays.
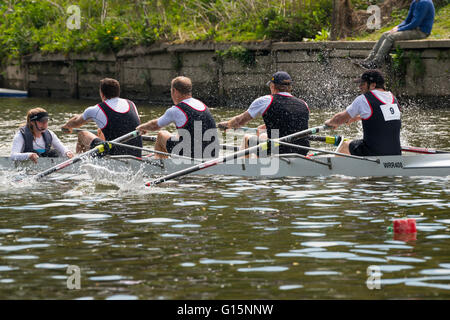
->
[[10, 129, 70, 161], [157, 98, 206, 128], [82, 97, 138, 129], [346, 90, 395, 119], [247, 93, 294, 118]]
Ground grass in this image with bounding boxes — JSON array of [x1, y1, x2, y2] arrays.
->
[[345, 3, 450, 41]]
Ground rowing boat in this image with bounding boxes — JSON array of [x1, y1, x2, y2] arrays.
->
[[0, 88, 28, 97], [1, 153, 449, 178]]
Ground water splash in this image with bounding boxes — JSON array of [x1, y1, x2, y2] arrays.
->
[[80, 163, 169, 195], [0, 169, 37, 191]]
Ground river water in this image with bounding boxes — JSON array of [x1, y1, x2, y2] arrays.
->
[[0, 97, 449, 300]]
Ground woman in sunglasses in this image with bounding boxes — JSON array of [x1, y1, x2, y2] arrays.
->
[[11, 108, 74, 163]]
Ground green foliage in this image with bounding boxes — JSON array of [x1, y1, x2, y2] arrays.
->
[[409, 51, 426, 83], [390, 46, 407, 88], [314, 28, 330, 41], [0, 0, 334, 64], [216, 45, 255, 67]]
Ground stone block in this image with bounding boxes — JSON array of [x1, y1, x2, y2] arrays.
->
[[325, 41, 375, 50], [122, 68, 150, 86], [179, 67, 216, 82], [349, 50, 372, 58], [148, 69, 177, 87], [167, 42, 216, 52], [182, 52, 216, 67], [223, 55, 271, 74], [428, 40, 450, 48], [276, 50, 317, 63], [77, 74, 108, 86], [329, 49, 351, 58], [272, 42, 326, 51], [420, 49, 442, 59], [420, 77, 450, 96], [123, 54, 174, 69], [328, 58, 362, 77], [29, 75, 70, 90], [223, 73, 267, 89], [5, 65, 24, 79]]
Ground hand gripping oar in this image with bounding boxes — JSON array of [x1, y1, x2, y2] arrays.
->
[[34, 130, 141, 181], [145, 125, 329, 187]]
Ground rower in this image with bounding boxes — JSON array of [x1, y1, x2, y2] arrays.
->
[[11, 108, 74, 163], [136, 76, 219, 159], [61, 78, 143, 157], [217, 71, 310, 156], [325, 69, 402, 156]]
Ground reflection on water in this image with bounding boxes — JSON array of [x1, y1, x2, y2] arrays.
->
[[0, 98, 449, 299]]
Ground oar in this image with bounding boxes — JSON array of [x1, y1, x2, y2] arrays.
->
[[34, 130, 141, 181], [308, 135, 342, 146], [107, 141, 203, 162], [401, 146, 449, 154], [64, 128, 157, 142], [144, 125, 329, 187]]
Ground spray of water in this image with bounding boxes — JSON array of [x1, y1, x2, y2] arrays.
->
[[80, 163, 170, 196]]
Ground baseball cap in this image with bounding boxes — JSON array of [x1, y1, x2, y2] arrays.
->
[[354, 69, 385, 86], [29, 112, 50, 122], [267, 71, 292, 86]]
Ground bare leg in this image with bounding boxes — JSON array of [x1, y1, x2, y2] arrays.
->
[[154, 130, 172, 159], [241, 133, 267, 158], [336, 140, 351, 155], [77, 131, 102, 153]]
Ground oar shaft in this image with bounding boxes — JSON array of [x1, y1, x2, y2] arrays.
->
[[276, 140, 380, 163], [34, 130, 141, 180], [146, 125, 329, 186], [108, 141, 202, 162], [66, 128, 157, 142], [401, 146, 449, 154]]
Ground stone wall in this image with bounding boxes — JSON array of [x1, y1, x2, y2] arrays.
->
[[3, 40, 449, 108]]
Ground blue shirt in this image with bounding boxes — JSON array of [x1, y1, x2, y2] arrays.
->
[[398, 0, 435, 35]]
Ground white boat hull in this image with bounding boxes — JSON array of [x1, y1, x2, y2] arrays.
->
[[0, 88, 28, 97], [1, 154, 449, 178]]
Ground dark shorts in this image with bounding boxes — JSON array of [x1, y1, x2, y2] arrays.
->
[[90, 138, 104, 149], [166, 136, 184, 156], [349, 139, 372, 156], [166, 136, 219, 158]]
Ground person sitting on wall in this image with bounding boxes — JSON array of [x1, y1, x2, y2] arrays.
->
[[358, 0, 435, 69], [11, 108, 74, 163]]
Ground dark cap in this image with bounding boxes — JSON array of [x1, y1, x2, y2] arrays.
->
[[29, 112, 50, 122], [267, 71, 292, 86], [354, 69, 385, 86]]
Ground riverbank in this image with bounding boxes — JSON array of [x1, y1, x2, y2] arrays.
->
[[1, 40, 449, 108]]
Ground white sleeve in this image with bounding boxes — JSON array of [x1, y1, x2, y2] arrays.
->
[[82, 105, 106, 128], [346, 95, 372, 119], [10, 131, 34, 161], [49, 130, 70, 157], [157, 106, 187, 128], [247, 95, 272, 118]]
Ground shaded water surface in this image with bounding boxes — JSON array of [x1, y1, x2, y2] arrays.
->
[[0, 98, 449, 299]]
